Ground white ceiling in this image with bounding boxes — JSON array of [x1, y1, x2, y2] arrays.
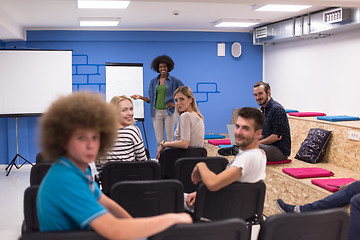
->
[[1, 0, 360, 41]]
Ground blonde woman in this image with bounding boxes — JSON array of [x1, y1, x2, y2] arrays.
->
[[156, 86, 205, 159], [106, 95, 148, 162]]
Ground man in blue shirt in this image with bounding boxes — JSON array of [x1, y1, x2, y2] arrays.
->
[[253, 81, 291, 161], [219, 81, 291, 162]]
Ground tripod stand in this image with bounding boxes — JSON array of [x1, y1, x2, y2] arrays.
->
[[5, 117, 33, 176]]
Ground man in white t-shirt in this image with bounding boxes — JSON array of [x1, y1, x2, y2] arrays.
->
[[186, 107, 266, 208]]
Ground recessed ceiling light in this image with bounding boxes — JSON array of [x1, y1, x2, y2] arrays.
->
[[79, 18, 121, 27], [214, 20, 259, 28], [252, 4, 311, 12], [77, 0, 130, 9]]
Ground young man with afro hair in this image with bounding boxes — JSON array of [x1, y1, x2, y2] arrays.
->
[[37, 92, 191, 239]]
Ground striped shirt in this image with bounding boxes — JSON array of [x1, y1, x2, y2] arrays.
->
[[106, 125, 148, 162]]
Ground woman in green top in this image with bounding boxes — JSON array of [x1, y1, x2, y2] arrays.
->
[[131, 55, 184, 147]]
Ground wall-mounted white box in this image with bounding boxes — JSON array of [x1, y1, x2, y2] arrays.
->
[[348, 131, 360, 141]]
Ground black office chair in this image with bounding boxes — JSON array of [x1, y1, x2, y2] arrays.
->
[[174, 157, 228, 193], [101, 160, 161, 196], [193, 180, 266, 238], [22, 186, 40, 233], [149, 218, 249, 240], [30, 163, 52, 186], [110, 179, 184, 217], [257, 208, 350, 240], [159, 146, 207, 179], [19, 230, 106, 240], [35, 152, 45, 164]]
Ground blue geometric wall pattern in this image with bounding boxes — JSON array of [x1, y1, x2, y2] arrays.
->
[[72, 54, 105, 95], [193, 82, 220, 104]]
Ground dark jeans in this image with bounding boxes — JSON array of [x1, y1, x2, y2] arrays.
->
[[258, 144, 288, 162], [226, 144, 287, 162], [301, 181, 360, 240]]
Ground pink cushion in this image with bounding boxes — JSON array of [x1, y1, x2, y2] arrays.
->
[[288, 112, 326, 117], [311, 178, 357, 192], [208, 139, 231, 146], [282, 167, 334, 179], [266, 159, 292, 165]]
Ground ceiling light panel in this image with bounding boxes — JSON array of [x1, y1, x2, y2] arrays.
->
[[253, 4, 312, 12], [77, 0, 130, 9], [214, 20, 258, 28], [79, 18, 121, 27]]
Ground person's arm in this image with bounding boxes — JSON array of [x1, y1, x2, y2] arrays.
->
[[131, 94, 150, 103], [259, 134, 281, 145], [89, 212, 192, 240], [98, 194, 132, 219], [191, 162, 242, 192]]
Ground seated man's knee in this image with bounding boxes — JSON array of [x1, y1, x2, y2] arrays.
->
[[350, 194, 360, 210]]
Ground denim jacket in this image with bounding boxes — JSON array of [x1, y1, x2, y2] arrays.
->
[[148, 74, 184, 117]]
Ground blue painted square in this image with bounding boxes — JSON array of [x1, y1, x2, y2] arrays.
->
[[79, 84, 100, 93], [73, 75, 87, 84], [78, 65, 98, 74]]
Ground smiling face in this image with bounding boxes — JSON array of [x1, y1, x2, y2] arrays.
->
[[117, 99, 134, 128], [234, 116, 262, 150], [159, 63, 168, 76], [253, 85, 270, 107], [174, 92, 193, 113], [64, 129, 100, 171]]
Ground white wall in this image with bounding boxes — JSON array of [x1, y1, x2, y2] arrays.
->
[[264, 29, 360, 117]]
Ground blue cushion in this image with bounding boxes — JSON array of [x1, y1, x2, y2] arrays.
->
[[285, 109, 298, 113], [204, 134, 225, 140], [317, 115, 360, 122], [218, 144, 233, 148]]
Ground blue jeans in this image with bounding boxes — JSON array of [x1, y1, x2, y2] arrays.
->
[[301, 181, 360, 240]]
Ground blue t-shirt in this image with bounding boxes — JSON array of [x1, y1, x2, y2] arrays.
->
[[37, 157, 107, 231]]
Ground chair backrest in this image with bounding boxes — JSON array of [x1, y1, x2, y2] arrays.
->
[[110, 179, 184, 217], [257, 208, 350, 240], [193, 180, 266, 223], [23, 186, 40, 233], [19, 230, 106, 240], [30, 163, 52, 186], [159, 146, 207, 179], [174, 157, 228, 193], [35, 152, 45, 164], [149, 218, 249, 240], [101, 160, 161, 195]]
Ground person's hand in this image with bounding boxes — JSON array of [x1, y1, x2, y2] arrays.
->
[[191, 164, 202, 184], [166, 101, 175, 109], [156, 145, 163, 160], [131, 94, 141, 100], [185, 192, 197, 208]]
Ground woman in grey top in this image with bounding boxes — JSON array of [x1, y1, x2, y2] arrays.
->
[[156, 86, 204, 159]]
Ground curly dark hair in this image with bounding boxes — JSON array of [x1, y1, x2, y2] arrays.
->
[[150, 55, 175, 73], [40, 92, 117, 161]]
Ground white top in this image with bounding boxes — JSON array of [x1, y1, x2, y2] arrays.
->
[[174, 112, 205, 147], [106, 125, 148, 162], [228, 148, 266, 183]]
